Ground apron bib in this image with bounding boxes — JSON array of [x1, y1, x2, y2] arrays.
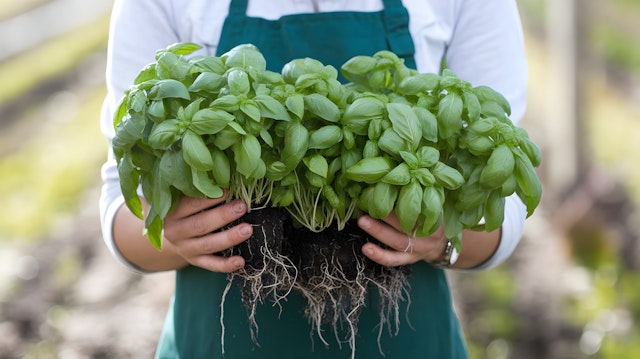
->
[[216, 0, 416, 79], [156, 1, 467, 358]]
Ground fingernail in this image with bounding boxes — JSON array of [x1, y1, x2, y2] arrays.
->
[[239, 224, 252, 236], [358, 216, 371, 229], [233, 201, 247, 213]]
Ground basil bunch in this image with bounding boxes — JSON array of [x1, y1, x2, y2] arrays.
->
[[112, 43, 541, 250]]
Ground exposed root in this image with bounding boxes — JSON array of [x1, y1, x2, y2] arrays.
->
[[221, 208, 412, 357]]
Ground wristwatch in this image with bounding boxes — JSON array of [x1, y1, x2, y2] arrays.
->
[[431, 239, 459, 268]]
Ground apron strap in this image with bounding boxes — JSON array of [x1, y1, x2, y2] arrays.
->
[[228, 0, 248, 16], [381, 0, 416, 68]]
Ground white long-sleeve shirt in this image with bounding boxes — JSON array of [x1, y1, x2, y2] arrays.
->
[[100, 0, 529, 272]]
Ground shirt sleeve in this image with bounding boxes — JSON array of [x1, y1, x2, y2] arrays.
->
[[445, 0, 529, 270], [99, 0, 181, 271]]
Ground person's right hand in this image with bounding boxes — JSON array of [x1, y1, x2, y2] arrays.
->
[[162, 192, 253, 273]]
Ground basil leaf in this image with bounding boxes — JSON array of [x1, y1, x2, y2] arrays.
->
[[117, 152, 143, 219], [191, 167, 224, 198], [189, 72, 225, 93], [148, 119, 181, 149], [254, 94, 291, 121], [234, 134, 261, 177], [370, 182, 398, 219], [304, 94, 340, 123], [211, 149, 231, 187], [240, 100, 261, 122], [304, 154, 329, 178], [148, 79, 190, 100], [382, 163, 411, 186], [190, 108, 234, 135], [437, 92, 463, 139], [413, 106, 438, 143], [396, 180, 423, 234], [285, 94, 305, 120], [309, 125, 343, 150], [222, 44, 267, 71], [282, 122, 309, 169], [227, 69, 251, 96], [182, 129, 214, 170]]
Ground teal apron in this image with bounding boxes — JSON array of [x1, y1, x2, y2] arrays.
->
[[155, 1, 468, 358]]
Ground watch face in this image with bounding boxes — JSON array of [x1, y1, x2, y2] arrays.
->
[[449, 247, 460, 266]]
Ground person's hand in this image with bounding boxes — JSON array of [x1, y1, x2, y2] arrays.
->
[[162, 192, 252, 273], [357, 213, 447, 267]]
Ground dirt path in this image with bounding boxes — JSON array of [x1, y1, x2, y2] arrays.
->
[[0, 185, 174, 358]]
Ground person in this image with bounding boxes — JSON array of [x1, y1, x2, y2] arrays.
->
[[99, 0, 529, 357]]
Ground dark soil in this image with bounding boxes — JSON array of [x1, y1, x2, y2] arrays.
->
[[224, 207, 411, 353]]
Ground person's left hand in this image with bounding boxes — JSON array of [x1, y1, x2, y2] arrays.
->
[[357, 213, 447, 267]]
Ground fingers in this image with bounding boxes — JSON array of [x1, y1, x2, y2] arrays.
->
[[357, 215, 446, 267], [163, 195, 253, 273], [170, 191, 229, 218], [165, 198, 247, 239]]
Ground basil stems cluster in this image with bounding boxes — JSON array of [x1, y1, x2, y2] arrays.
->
[[113, 42, 542, 250]]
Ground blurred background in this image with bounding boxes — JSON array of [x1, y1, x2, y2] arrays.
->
[[0, 0, 638, 358]]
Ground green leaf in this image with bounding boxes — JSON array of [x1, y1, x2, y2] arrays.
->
[[304, 94, 340, 123], [437, 92, 463, 139], [182, 130, 214, 170], [189, 72, 225, 93], [421, 186, 444, 234], [211, 94, 240, 112], [378, 128, 410, 156], [417, 146, 440, 168], [211, 149, 231, 187], [152, 174, 173, 219], [411, 168, 436, 187], [308, 125, 343, 149], [254, 94, 291, 121], [345, 156, 395, 184], [156, 51, 192, 80], [479, 144, 515, 189], [473, 85, 511, 116], [341, 55, 378, 84], [304, 154, 329, 178], [282, 122, 309, 169], [399, 151, 419, 169], [147, 100, 166, 122], [159, 149, 201, 197], [484, 190, 505, 232], [189, 55, 225, 74], [240, 100, 261, 122], [190, 108, 235, 135], [462, 91, 481, 122], [431, 162, 464, 190], [342, 97, 385, 135], [144, 207, 164, 250], [382, 163, 411, 185], [259, 129, 274, 148], [117, 152, 143, 219], [191, 167, 224, 198], [212, 126, 243, 150], [413, 106, 438, 142], [164, 42, 202, 55], [222, 44, 267, 71], [370, 182, 399, 219], [443, 199, 464, 242], [227, 69, 251, 96], [234, 134, 261, 177], [396, 180, 423, 234], [148, 79, 190, 100], [397, 73, 440, 94], [285, 94, 305, 119], [387, 102, 422, 151], [148, 119, 181, 149]]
